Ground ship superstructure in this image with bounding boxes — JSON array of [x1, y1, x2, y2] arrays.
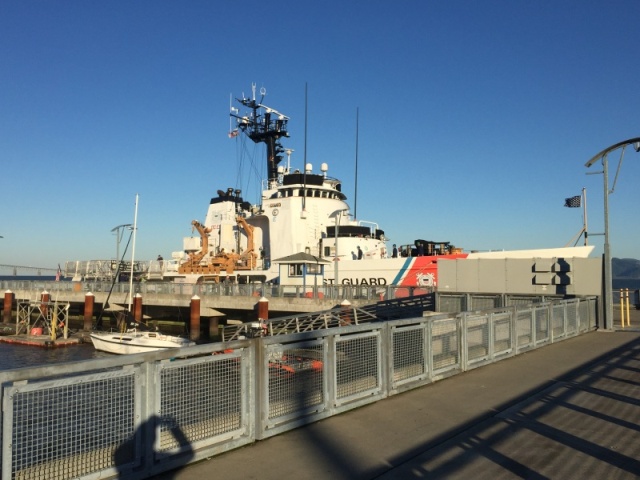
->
[[162, 84, 388, 284], [154, 84, 593, 286]]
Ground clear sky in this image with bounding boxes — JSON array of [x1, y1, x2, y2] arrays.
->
[[1, 1, 639, 270]]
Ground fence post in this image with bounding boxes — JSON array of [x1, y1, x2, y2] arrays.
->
[[460, 312, 468, 371]]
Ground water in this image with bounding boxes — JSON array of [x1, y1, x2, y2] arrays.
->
[[0, 275, 58, 281], [0, 276, 104, 370], [0, 340, 112, 371]]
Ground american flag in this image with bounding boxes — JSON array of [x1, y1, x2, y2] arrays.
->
[[564, 195, 581, 208], [55, 264, 62, 282]]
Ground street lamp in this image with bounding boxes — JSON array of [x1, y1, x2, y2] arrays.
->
[[330, 208, 349, 291], [111, 224, 132, 262], [585, 137, 640, 330]]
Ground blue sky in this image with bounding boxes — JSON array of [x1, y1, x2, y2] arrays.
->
[[1, 1, 639, 270]]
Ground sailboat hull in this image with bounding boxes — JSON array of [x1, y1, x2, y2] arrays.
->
[[90, 331, 195, 355]]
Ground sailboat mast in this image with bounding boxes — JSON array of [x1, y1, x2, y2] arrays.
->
[[582, 187, 588, 246], [128, 194, 139, 312]]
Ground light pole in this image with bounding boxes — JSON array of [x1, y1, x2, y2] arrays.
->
[[585, 137, 640, 330], [331, 208, 349, 290], [111, 224, 132, 262]]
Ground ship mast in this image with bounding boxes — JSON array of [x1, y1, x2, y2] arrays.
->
[[232, 84, 290, 187]]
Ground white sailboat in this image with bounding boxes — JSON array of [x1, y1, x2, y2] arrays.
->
[[91, 194, 195, 354], [90, 328, 195, 355]]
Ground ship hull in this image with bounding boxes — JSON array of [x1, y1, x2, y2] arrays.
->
[[164, 245, 593, 287]]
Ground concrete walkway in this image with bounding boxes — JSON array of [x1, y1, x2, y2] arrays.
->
[[156, 319, 640, 479]]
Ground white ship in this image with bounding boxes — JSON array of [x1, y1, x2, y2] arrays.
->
[[151, 84, 592, 287]]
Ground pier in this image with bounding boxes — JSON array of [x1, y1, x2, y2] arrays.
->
[[0, 280, 423, 344], [0, 280, 435, 348], [0, 296, 607, 480]]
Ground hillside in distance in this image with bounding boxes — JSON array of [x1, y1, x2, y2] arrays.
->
[[613, 258, 640, 279]]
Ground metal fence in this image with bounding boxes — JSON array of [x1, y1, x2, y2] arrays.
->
[[0, 296, 598, 480], [0, 279, 433, 303]]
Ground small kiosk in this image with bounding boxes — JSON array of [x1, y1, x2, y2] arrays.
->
[[273, 252, 330, 297]]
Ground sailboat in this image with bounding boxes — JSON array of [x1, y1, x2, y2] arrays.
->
[[89, 319, 195, 355], [90, 195, 195, 354]]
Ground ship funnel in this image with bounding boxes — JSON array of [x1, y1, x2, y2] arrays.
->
[[305, 163, 313, 174]]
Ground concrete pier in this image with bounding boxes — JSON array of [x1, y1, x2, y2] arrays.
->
[[155, 311, 640, 480]]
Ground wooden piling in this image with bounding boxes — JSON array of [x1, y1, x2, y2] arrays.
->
[[133, 293, 142, 323], [257, 297, 269, 321], [190, 295, 201, 342], [83, 292, 94, 331], [340, 299, 352, 325], [3, 290, 13, 324], [41, 291, 50, 318]]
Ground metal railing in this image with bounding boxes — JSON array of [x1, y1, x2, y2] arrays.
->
[[0, 296, 598, 480], [2, 279, 581, 307], [0, 279, 433, 302]]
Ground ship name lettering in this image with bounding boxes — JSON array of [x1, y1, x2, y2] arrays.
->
[[340, 277, 387, 286]]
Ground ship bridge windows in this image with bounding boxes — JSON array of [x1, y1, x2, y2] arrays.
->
[[326, 225, 373, 238], [279, 186, 342, 200]]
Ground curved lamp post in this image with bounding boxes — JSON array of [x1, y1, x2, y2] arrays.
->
[[111, 224, 132, 262], [585, 137, 640, 330], [330, 208, 349, 291]]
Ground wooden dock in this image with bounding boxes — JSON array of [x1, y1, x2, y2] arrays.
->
[[0, 334, 82, 347]]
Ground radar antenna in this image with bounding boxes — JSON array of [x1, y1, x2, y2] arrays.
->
[[231, 85, 290, 185]]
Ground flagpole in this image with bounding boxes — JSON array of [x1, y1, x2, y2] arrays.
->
[[582, 187, 588, 246]]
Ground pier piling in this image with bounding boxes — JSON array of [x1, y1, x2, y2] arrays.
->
[[340, 299, 352, 325], [190, 295, 201, 342], [40, 291, 50, 318], [3, 290, 13, 324], [257, 297, 269, 322], [83, 292, 94, 331], [133, 293, 142, 323]]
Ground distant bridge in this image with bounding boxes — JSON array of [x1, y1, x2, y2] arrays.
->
[[0, 264, 58, 276]]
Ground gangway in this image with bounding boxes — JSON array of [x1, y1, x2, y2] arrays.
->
[[222, 294, 435, 341]]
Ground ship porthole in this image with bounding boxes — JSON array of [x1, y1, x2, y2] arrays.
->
[[272, 209, 279, 216]]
